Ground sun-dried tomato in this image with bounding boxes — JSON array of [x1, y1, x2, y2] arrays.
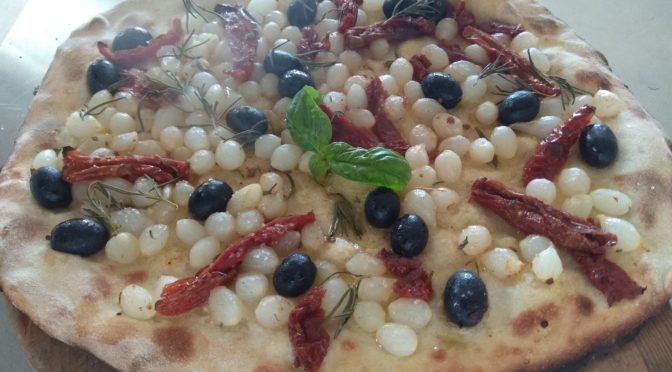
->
[[570, 251, 645, 306], [214, 5, 259, 82], [319, 103, 378, 148], [113, 71, 178, 109], [439, 44, 476, 65], [337, 0, 362, 34], [452, 0, 525, 37], [97, 19, 182, 68], [366, 78, 410, 155], [523, 105, 595, 185], [288, 287, 330, 372], [344, 17, 435, 49], [296, 27, 330, 56], [61, 147, 189, 184], [377, 248, 433, 301], [410, 54, 431, 82], [155, 212, 316, 316]]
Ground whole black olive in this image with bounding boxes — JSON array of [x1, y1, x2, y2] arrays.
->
[[579, 123, 618, 168], [188, 179, 234, 220], [421, 73, 463, 109], [225, 106, 269, 143], [263, 49, 304, 77], [50, 218, 109, 256], [86, 59, 120, 94], [364, 187, 400, 228], [443, 270, 488, 327], [278, 69, 315, 98], [29, 166, 72, 209], [111, 27, 152, 51], [498, 90, 540, 125], [273, 253, 317, 297], [390, 214, 428, 257], [287, 0, 318, 28]]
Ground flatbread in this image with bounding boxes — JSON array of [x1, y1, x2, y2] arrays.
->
[[1, 0, 671, 371]]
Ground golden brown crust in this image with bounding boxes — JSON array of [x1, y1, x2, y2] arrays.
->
[[1, 0, 671, 371]]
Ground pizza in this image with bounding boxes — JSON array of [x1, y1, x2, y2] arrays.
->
[[1, 0, 671, 370]]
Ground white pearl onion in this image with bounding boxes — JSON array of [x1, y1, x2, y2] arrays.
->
[[376, 323, 418, 357], [511, 31, 538, 52], [208, 287, 243, 326], [490, 126, 518, 159], [405, 144, 429, 169], [562, 194, 593, 219], [384, 96, 406, 121], [340, 52, 364, 73], [326, 63, 350, 90], [236, 210, 265, 235], [459, 225, 492, 256], [255, 295, 295, 329], [358, 276, 394, 302], [160, 126, 184, 151], [591, 189, 632, 216], [435, 18, 458, 42], [120, 285, 155, 320], [439, 135, 470, 157], [409, 124, 438, 151], [111, 208, 151, 236], [216, 140, 246, 170], [172, 181, 194, 207], [241, 246, 279, 274], [378, 74, 399, 94], [369, 39, 390, 59], [235, 273, 269, 303], [189, 150, 216, 175], [389, 58, 413, 85], [272, 231, 301, 256], [521, 48, 550, 74], [482, 247, 524, 279], [519, 234, 554, 262], [266, 10, 288, 27], [346, 109, 376, 129], [432, 113, 463, 138], [568, 94, 594, 116], [388, 298, 432, 330], [404, 81, 424, 103], [176, 218, 207, 245], [431, 187, 460, 212], [409, 165, 437, 189], [153, 275, 178, 299], [109, 112, 137, 135], [271, 144, 303, 171], [434, 150, 462, 184], [324, 91, 347, 112], [66, 112, 103, 139], [322, 277, 349, 314], [402, 189, 436, 227], [464, 44, 489, 65], [32, 149, 61, 169], [346, 253, 386, 276], [598, 216, 641, 251], [139, 224, 169, 256], [421, 44, 449, 71], [315, 260, 338, 281], [189, 236, 220, 269], [593, 90, 623, 118], [476, 101, 498, 126], [254, 134, 282, 159], [525, 178, 557, 204], [228, 184, 263, 215], [346, 84, 368, 109], [512, 115, 562, 138], [354, 301, 386, 333], [469, 138, 495, 164], [205, 212, 237, 243], [105, 232, 141, 264], [446, 60, 481, 82], [558, 167, 591, 196], [259, 193, 289, 219], [184, 127, 211, 151], [262, 22, 281, 44], [532, 246, 563, 282], [461, 75, 487, 103]]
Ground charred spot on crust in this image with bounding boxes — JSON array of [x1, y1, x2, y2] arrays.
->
[[430, 348, 447, 361], [341, 339, 357, 351], [512, 303, 559, 337], [124, 271, 149, 284], [152, 326, 195, 362], [540, 319, 549, 328], [574, 69, 612, 91], [575, 295, 594, 317]]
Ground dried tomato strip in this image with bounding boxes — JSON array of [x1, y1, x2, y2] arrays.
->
[[114, 71, 178, 109], [344, 17, 435, 49], [296, 27, 330, 56], [452, 0, 525, 37], [462, 26, 559, 97], [214, 5, 259, 82], [439, 44, 476, 65], [377, 248, 433, 301], [570, 251, 644, 306], [366, 78, 410, 155], [155, 212, 316, 316], [337, 0, 362, 33], [471, 177, 615, 255], [523, 105, 595, 185], [61, 147, 189, 184], [288, 287, 330, 372], [319, 103, 377, 148], [410, 54, 431, 82], [97, 19, 182, 68]]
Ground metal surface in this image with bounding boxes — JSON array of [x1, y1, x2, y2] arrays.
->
[[0, 0, 670, 371]]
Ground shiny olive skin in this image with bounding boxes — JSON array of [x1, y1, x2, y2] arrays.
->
[[421, 73, 463, 109], [29, 166, 72, 209], [390, 214, 428, 257], [365, 187, 400, 229], [383, 0, 448, 23], [443, 270, 488, 327], [86, 59, 120, 94], [273, 253, 317, 297], [188, 179, 234, 220], [263, 49, 304, 77], [50, 218, 109, 256], [226, 106, 269, 143], [111, 27, 152, 51], [287, 0, 318, 28], [579, 123, 619, 168], [498, 90, 540, 125], [278, 69, 315, 98]]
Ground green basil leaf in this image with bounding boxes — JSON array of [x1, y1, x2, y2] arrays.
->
[[327, 142, 411, 192], [309, 152, 331, 180], [286, 86, 332, 153]]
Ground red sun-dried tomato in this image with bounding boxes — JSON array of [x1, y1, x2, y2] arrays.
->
[[378, 248, 433, 301], [410, 54, 431, 82], [366, 77, 410, 155], [296, 27, 330, 56], [452, 0, 525, 37], [344, 17, 435, 49], [288, 287, 330, 372], [214, 4, 259, 82], [319, 103, 377, 149], [113, 71, 179, 109]]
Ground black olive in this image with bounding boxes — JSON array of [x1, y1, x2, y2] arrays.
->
[[579, 123, 618, 168], [263, 49, 304, 77], [443, 270, 488, 327], [111, 27, 153, 51], [278, 69, 315, 98], [50, 218, 109, 256], [498, 90, 540, 125], [86, 59, 121, 94], [383, 0, 448, 23], [273, 253, 317, 297], [287, 0, 318, 28], [225, 106, 269, 143], [365, 187, 400, 228], [421, 72, 463, 109], [188, 179, 233, 220], [29, 166, 72, 209], [390, 214, 428, 257]]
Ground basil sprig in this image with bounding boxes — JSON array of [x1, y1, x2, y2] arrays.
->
[[286, 86, 411, 192]]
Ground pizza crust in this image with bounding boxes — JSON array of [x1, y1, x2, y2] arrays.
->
[[1, 0, 671, 371]]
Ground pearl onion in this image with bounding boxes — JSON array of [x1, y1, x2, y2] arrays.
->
[[490, 126, 518, 159], [32, 149, 61, 169], [532, 246, 563, 282], [389, 58, 413, 85], [346, 84, 368, 109], [324, 91, 347, 113], [189, 236, 220, 269], [376, 323, 418, 357], [438, 135, 470, 157], [259, 193, 289, 219], [139, 224, 169, 256], [558, 167, 591, 196], [255, 134, 282, 159], [235, 273, 268, 303], [260, 74, 279, 98], [346, 109, 376, 129], [301, 223, 326, 252], [120, 285, 155, 320], [421, 44, 449, 71], [111, 208, 151, 236], [512, 115, 562, 138], [171, 146, 193, 161], [464, 44, 489, 65], [159, 126, 184, 151], [176, 218, 207, 245], [205, 212, 237, 243], [405, 144, 429, 169], [105, 232, 141, 264], [408, 124, 438, 150], [461, 75, 487, 103], [133, 140, 166, 157], [434, 150, 462, 184], [379, 74, 399, 95], [315, 0, 337, 21], [189, 150, 216, 175], [190, 71, 218, 91], [266, 10, 287, 27], [241, 246, 279, 274], [431, 187, 460, 212], [388, 298, 432, 330], [469, 138, 495, 164], [384, 96, 406, 121], [339, 51, 364, 73], [593, 90, 624, 118], [358, 276, 393, 302], [369, 39, 390, 59], [354, 301, 385, 333], [315, 260, 338, 281], [459, 225, 492, 256], [216, 140, 246, 170], [153, 275, 178, 299], [525, 178, 557, 204], [109, 112, 137, 135], [322, 277, 349, 314], [346, 253, 386, 276], [262, 22, 281, 44], [521, 48, 550, 74], [236, 210, 264, 235], [270, 144, 302, 171], [482, 247, 524, 279], [172, 181, 194, 207], [598, 216, 641, 252], [272, 231, 301, 256], [402, 189, 436, 227], [562, 194, 593, 219], [432, 113, 463, 138], [184, 127, 210, 151], [590, 189, 632, 216], [65, 112, 102, 139], [519, 234, 554, 262], [568, 94, 595, 116], [404, 81, 424, 103], [446, 60, 481, 82], [511, 31, 539, 52], [208, 287, 243, 326], [255, 295, 295, 329], [228, 184, 263, 215], [435, 18, 458, 42], [326, 63, 349, 90], [476, 101, 498, 126]]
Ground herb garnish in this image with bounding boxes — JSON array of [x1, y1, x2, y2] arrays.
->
[[327, 193, 363, 240], [321, 272, 366, 339], [286, 86, 411, 192], [387, 0, 442, 21], [474, 127, 498, 168]]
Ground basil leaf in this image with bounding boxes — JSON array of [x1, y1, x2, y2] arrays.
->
[[327, 142, 411, 192], [309, 153, 331, 180], [286, 86, 332, 153]]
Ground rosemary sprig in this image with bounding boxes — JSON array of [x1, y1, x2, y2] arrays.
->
[[387, 0, 441, 21], [327, 193, 363, 240], [295, 50, 338, 70], [79, 97, 126, 119], [182, 0, 210, 32], [322, 272, 366, 339], [474, 127, 498, 168], [524, 49, 590, 109], [477, 54, 510, 80]]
